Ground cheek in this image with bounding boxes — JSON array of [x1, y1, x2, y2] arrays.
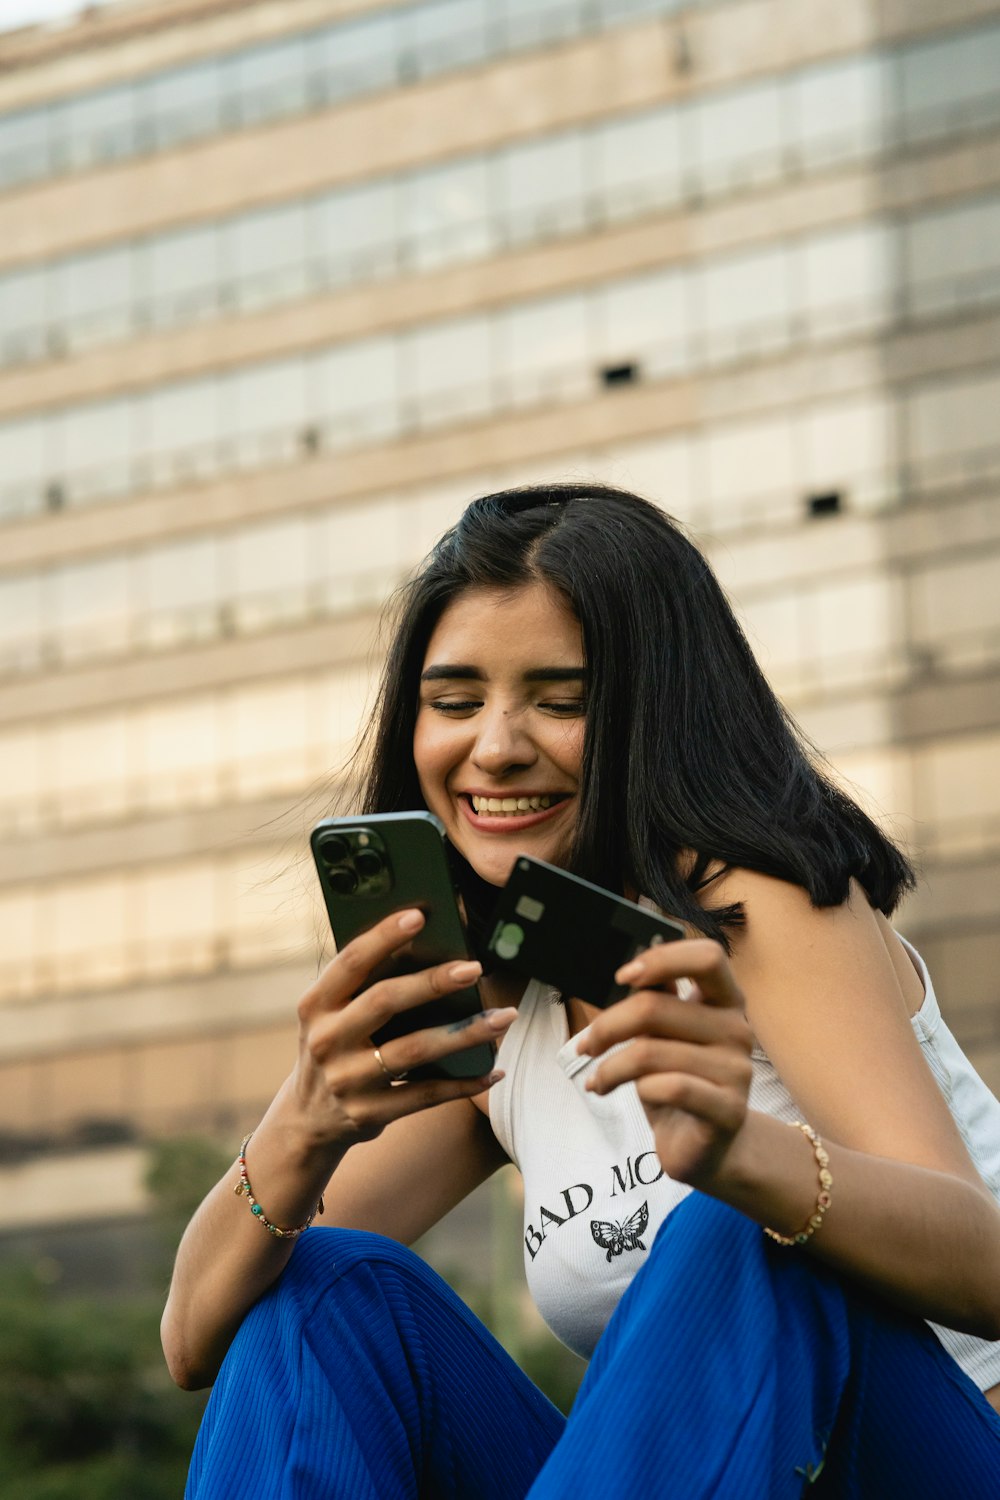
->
[[412, 716, 452, 799]]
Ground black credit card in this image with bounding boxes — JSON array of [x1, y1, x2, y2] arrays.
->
[[486, 856, 685, 1007]]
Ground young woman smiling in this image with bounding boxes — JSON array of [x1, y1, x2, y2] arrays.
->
[[166, 485, 1000, 1497]]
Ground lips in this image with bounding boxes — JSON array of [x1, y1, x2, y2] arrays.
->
[[457, 791, 572, 834]]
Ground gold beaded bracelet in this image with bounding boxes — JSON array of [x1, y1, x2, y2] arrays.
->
[[763, 1121, 833, 1247], [234, 1132, 325, 1239]]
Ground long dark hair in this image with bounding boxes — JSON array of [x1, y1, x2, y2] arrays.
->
[[357, 483, 913, 951]]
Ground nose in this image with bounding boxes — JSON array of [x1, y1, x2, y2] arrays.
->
[[470, 704, 538, 776]]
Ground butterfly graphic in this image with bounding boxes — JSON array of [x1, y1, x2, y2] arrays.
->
[[590, 1201, 649, 1262]]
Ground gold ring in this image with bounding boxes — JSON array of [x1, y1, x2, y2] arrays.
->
[[373, 1044, 408, 1085]]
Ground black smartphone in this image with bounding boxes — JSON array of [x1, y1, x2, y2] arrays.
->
[[485, 856, 686, 1007], [310, 811, 494, 1080]]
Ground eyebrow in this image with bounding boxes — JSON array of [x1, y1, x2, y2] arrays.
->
[[420, 665, 588, 683]]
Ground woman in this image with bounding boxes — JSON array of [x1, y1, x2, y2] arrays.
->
[[165, 484, 1000, 1496]]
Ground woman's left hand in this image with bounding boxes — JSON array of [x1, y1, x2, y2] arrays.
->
[[576, 939, 754, 1192]]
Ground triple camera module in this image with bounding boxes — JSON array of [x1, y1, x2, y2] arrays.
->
[[315, 827, 392, 897]]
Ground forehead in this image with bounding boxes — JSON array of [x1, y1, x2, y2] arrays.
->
[[424, 583, 582, 661]]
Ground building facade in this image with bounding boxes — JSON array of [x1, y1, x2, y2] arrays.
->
[[1, 0, 999, 1262]]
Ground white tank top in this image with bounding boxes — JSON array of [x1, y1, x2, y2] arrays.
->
[[488, 937, 1000, 1389]]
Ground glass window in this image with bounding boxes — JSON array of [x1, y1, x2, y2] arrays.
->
[[139, 862, 219, 954], [232, 516, 310, 623], [596, 269, 689, 378], [228, 681, 311, 796], [316, 11, 400, 103], [407, 313, 493, 424], [900, 23, 1000, 143], [400, 0, 490, 77], [139, 697, 221, 811], [60, 394, 135, 504], [145, 60, 221, 150], [498, 292, 589, 409], [0, 105, 50, 188], [596, 108, 684, 222], [229, 200, 308, 310], [60, 243, 134, 349], [231, 358, 308, 468], [0, 728, 41, 834], [315, 334, 400, 445], [740, 591, 805, 679], [0, 573, 42, 668], [61, 82, 135, 171], [792, 55, 885, 168], [236, 34, 308, 127], [812, 576, 893, 667], [49, 873, 127, 973], [0, 414, 46, 518], [801, 224, 891, 338], [400, 156, 493, 270], [801, 394, 895, 511], [604, 434, 698, 521], [698, 244, 793, 364], [138, 534, 219, 647], [907, 372, 1000, 470], [704, 414, 796, 508], [50, 712, 131, 818], [695, 79, 783, 194], [501, 134, 588, 245], [905, 196, 1000, 316], [147, 222, 220, 326], [142, 375, 221, 486], [313, 178, 398, 287], [0, 264, 49, 360], [504, 0, 581, 50], [51, 555, 132, 658]]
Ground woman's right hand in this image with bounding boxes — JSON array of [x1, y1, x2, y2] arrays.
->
[[293, 908, 514, 1147]]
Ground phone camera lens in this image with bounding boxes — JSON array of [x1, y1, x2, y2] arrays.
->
[[354, 849, 384, 880], [327, 865, 358, 895], [318, 835, 349, 868]]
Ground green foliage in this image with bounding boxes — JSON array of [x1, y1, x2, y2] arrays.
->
[[0, 1262, 206, 1500], [144, 1134, 233, 1230], [0, 1135, 230, 1498]]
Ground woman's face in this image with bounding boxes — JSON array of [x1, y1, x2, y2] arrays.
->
[[414, 581, 586, 888]]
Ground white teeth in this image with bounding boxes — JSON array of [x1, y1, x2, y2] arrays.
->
[[470, 793, 560, 816]]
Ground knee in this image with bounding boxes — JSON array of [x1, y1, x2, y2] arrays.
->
[[271, 1226, 439, 1314]]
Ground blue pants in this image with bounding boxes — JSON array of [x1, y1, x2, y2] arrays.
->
[[186, 1194, 1000, 1497]]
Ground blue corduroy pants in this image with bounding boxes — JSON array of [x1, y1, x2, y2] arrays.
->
[[186, 1193, 1000, 1498]]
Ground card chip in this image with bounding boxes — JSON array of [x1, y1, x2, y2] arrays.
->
[[514, 895, 545, 923]]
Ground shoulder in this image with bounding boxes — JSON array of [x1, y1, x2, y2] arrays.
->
[[705, 868, 976, 1171]]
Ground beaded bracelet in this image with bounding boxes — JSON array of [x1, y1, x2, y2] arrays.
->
[[234, 1132, 325, 1239], [763, 1121, 833, 1247]]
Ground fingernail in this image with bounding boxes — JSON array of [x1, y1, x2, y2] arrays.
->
[[616, 959, 642, 983], [398, 910, 423, 933], [484, 1070, 505, 1085], [448, 960, 482, 983], [485, 1006, 518, 1031]]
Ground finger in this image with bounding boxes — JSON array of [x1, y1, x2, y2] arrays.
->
[[363, 1006, 519, 1088], [340, 957, 487, 1043], [615, 938, 744, 1010], [585, 1039, 752, 1097], [302, 908, 427, 1015], [578, 990, 751, 1057], [634, 1072, 747, 1132], [345, 1068, 506, 1130]]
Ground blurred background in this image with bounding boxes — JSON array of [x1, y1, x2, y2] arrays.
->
[[1, 0, 1000, 1489]]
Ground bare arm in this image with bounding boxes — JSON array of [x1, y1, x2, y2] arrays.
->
[[161, 909, 513, 1390], [580, 876, 1000, 1339]]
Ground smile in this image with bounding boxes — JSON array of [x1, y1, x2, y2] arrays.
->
[[458, 792, 571, 832]]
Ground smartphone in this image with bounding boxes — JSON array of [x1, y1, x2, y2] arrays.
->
[[486, 856, 686, 1007], [310, 811, 494, 1080]]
